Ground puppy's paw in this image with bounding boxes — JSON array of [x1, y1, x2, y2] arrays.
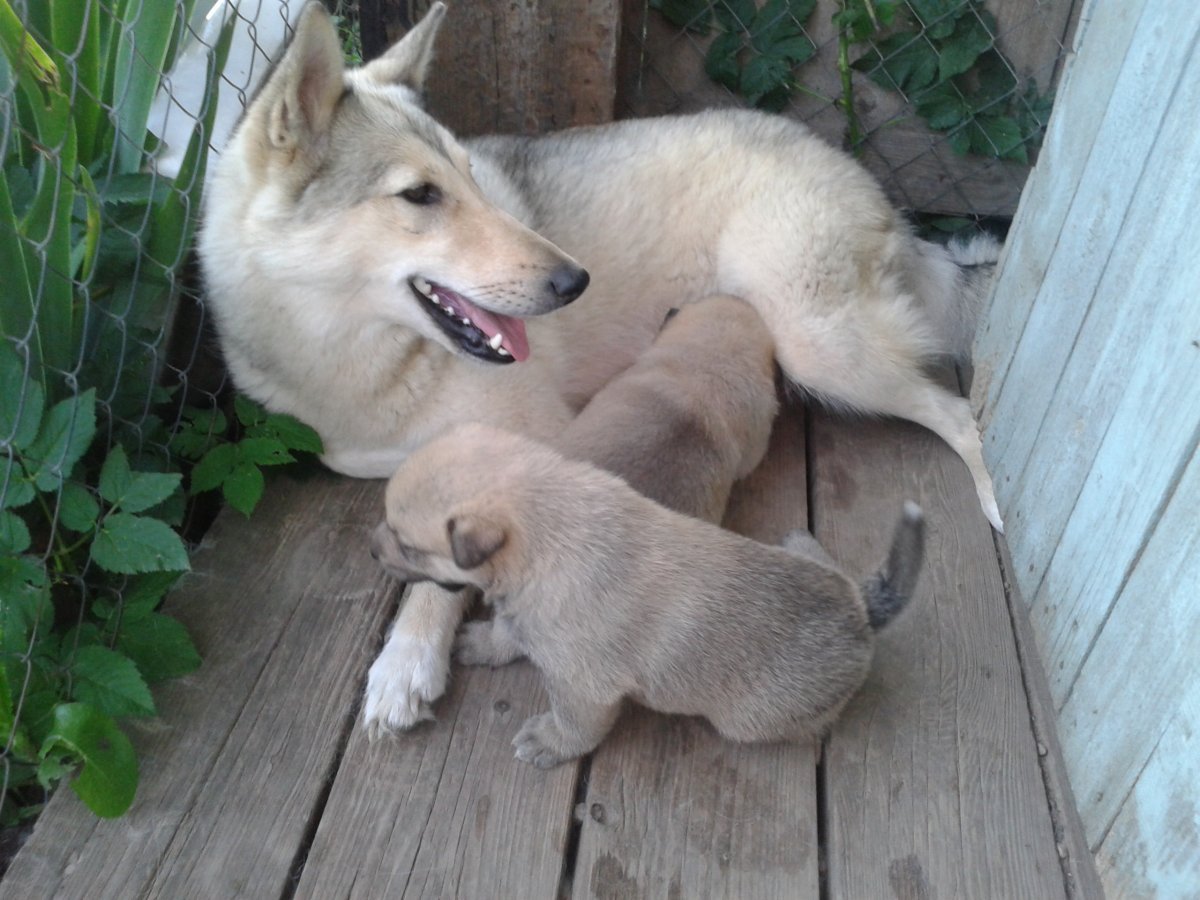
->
[[512, 712, 575, 769], [454, 621, 520, 667], [362, 634, 448, 739]]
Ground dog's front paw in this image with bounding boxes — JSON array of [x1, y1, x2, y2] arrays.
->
[[454, 621, 522, 667], [362, 634, 448, 740], [512, 712, 575, 769]]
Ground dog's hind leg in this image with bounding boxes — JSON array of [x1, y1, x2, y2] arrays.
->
[[363, 582, 468, 737], [782, 529, 836, 566], [513, 685, 622, 768]]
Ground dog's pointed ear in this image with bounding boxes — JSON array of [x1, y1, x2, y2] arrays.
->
[[265, 2, 345, 151], [358, 1, 446, 93], [447, 514, 507, 570]]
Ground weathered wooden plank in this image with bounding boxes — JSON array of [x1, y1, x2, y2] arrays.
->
[[973, 0, 1150, 419], [1029, 276, 1200, 707], [295, 659, 577, 899], [0, 473, 392, 900], [573, 406, 821, 899], [811, 403, 1065, 899], [975, 2, 1192, 503], [994, 538, 1106, 899], [1095, 681, 1200, 899], [1001, 34, 1200, 622], [362, 0, 620, 136], [1057, 445, 1200, 848]]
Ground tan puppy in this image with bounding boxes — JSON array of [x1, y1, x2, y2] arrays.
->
[[556, 294, 778, 523], [371, 424, 924, 768]]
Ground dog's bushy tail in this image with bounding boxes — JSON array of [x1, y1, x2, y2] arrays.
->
[[863, 501, 926, 630], [913, 232, 1002, 359]]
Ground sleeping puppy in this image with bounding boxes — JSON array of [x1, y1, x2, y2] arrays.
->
[[371, 424, 925, 768], [555, 294, 778, 522]]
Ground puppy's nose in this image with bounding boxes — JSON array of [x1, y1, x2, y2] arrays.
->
[[548, 264, 589, 305]]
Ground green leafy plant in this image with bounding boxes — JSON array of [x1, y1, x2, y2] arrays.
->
[[1, 1, 323, 823], [844, 0, 1052, 161], [651, 0, 1052, 160]]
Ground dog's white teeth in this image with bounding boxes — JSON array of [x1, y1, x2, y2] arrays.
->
[[488, 332, 504, 351], [497, 347, 510, 357], [441, 305, 454, 315], [460, 317, 471, 326], [413, 276, 433, 297]]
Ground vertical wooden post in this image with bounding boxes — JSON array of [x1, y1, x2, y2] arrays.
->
[[359, 0, 621, 136]]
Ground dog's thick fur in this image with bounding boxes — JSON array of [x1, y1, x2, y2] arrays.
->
[[199, 2, 999, 734], [558, 295, 777, 523], [371, 425, 925, 767]]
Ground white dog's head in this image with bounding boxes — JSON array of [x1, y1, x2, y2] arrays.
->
[[202, 2, 588, 366]]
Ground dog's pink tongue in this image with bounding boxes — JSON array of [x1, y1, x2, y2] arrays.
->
[[470, 306, 530, 362]]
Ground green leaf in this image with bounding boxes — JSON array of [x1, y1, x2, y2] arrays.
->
[[96, 172, 171, 206], [740, 53, 792, 106], [169, 406, 228, 460], [651, 0, 712, 33], [0, 508, 30, 553], [90, 512, 190, 574], [92, 571, 184, 623], [69, 645, 156, 718], [25, 389, 97, 493], [970, 114, 1027, 162], [0, 555, 51, 653], [189, 442, 237, 493], [254, 413, 323, 455], [937, 10, 994, 83], [110, 0, 177, 173], [59, 481, 100, 532], [0, 0, 59, 89], [116, 613, 200, 684], [704, 31, 744, 91], [233, 393, 268, 428], [856, 31, 938, 94], [713, 0, 757, 32], [0, 455, 35, 510], [0, 346, 45, 450], [36, 755, 71, 791], [223, 463, 264, 517], [915, 81, 970, 129], [40, 703, 138, 818], [98, 445, 182, 513], [236, 437, 294, 468]]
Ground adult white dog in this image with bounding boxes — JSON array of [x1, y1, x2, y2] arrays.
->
[[200, 2, 1001, 735]]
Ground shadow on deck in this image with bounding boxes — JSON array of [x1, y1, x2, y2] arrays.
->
[[0, 401, 1102, 898]]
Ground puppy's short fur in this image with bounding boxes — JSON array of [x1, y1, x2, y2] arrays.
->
[[372, 424, 925, 768], [556, 294, 778, 523]]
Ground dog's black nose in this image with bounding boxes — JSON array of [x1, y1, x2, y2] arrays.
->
[[549, 264, 589, 305]]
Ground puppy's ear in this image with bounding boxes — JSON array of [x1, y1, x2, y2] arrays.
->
[[447, 514, 507, 570], [264, 2, 345, 152], [358, 2, 446, 93]]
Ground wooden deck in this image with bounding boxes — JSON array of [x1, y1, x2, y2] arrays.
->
[[0, 400, 1101, 899]]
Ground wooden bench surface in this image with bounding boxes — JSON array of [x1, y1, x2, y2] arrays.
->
[[0, 402, 1100, 898]]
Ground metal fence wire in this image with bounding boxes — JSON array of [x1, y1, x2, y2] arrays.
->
[[2, 0, 1071, 831], [0, 0, 310, 829], [619, 0, 1077, 219]]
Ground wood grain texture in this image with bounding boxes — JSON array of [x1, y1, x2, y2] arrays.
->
[[572, 405, 821, 900], [973, 0, 1150, 417], [810, 404, 1066, 900], [0, 473, 393, 900], [362, 0, 620, 136], [295, 659, 578, 899], [1057, 446, 1200, 849], [1096, 681, 1200, 899]]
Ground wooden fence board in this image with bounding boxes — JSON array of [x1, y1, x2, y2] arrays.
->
[[811, 403, 1065, 900], [973, 0, 1149, 421], [1057, 446, 1200, 847], [976, 4, 1194, 511]]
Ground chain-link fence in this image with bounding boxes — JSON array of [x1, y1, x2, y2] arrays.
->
[[619, 0, 1077, 218], [0, 0, 317, 839]]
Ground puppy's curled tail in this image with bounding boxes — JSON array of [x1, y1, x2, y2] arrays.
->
[[863, 501, 925, 630]]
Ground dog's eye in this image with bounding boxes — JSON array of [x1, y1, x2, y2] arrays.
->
[[398, 183, 441, 206]]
